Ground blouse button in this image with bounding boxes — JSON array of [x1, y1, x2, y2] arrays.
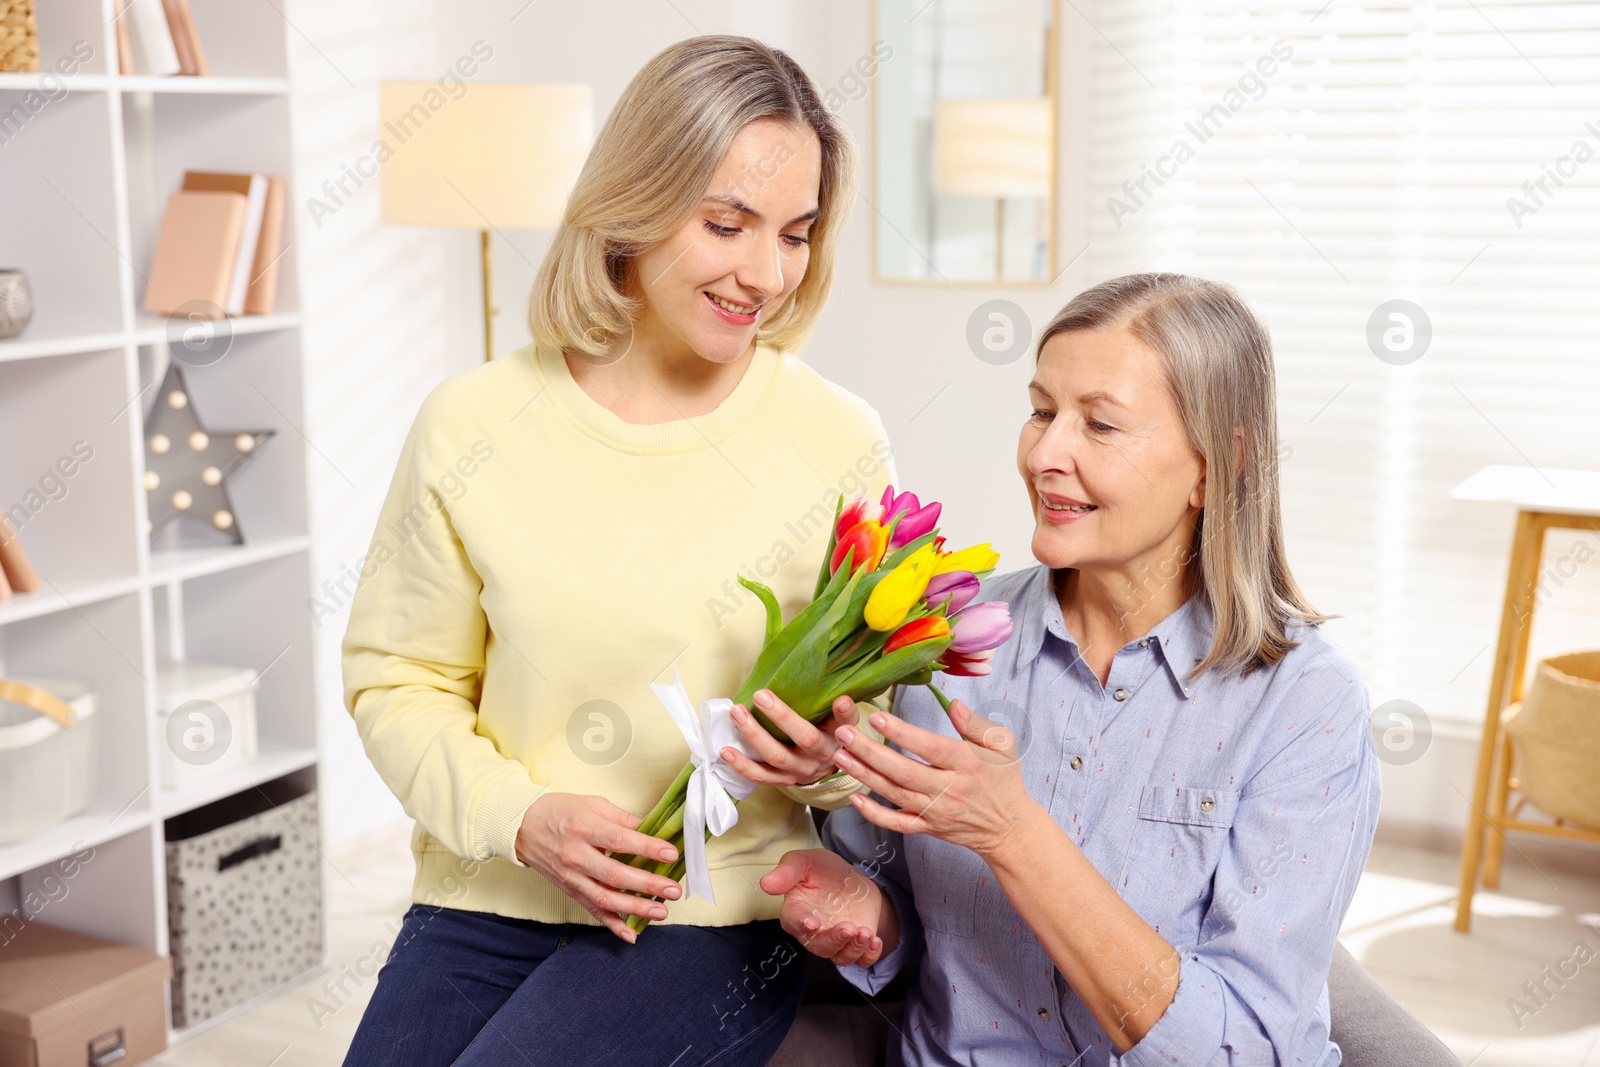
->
[[1200, 797, 1215, 812], [1112, 687, 1128, 701], [1069, 755, 1083, 771], [1138, 638, 1149, 648], [1038, 1007, 1051, 1021]]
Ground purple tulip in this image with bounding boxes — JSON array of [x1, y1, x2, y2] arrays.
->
[[949, 601, 1014, 654], [880, 485, 942, 549], [924, 570, 980, 614]]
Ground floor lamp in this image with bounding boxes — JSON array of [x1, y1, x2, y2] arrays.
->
[[378, 82, 592, 361], [932, 97, 1053, 279]]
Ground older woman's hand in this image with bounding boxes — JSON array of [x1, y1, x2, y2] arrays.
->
[[717, 690, 862, 788], [760, 848, 898, 967], [829, 698, 1039, 860]]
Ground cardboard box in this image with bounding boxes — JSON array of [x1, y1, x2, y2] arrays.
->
[[0, 921, 171, 1067]]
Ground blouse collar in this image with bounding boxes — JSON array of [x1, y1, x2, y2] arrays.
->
[[1005, 564, 1214, 699]]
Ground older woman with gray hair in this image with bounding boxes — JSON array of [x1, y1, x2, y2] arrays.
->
[[763, 273, 1383, 1066]]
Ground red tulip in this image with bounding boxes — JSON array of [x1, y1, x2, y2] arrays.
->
[[937, 648, 994, 677], [884, 614, 950, 654], [831, 519, 889, 575], [835, 494, 885, 541]]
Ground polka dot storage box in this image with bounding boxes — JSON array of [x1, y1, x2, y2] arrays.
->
[[162, 766, 324, 1028]]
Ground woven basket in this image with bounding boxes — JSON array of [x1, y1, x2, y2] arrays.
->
[[0, 0, 38, 73], [1503, 651, 1600, 831]]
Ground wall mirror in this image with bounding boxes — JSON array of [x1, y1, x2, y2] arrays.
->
[[872, 0, 1059, 284]]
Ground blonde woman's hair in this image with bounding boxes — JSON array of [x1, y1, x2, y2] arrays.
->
[[528, 35, 855, 356], [1037, 272, 1330, 679]]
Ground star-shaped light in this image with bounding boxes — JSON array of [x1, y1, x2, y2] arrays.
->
[[143, 362, 274, 545]]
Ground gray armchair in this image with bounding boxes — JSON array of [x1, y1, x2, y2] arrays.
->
[[768, 941, 1458, 1066]]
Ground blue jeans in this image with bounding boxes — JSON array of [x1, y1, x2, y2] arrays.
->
[[342, 904, 806, 1067]]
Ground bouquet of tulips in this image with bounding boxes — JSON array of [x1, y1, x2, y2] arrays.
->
[[619, 485, 1015, 932]]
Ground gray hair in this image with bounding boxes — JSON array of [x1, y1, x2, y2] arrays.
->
[[1037, 272, 1329, 679]]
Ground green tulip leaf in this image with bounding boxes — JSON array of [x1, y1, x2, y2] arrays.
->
[[807, 635, 953, 717], [736, 545, 857, 704], [737, 574, 784, 643], [812, 493, 846, 600], [764, 568, 864, 708], [879, 530, 939, 571]]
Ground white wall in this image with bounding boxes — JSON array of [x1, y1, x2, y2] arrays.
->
[[286, 0, 477, 850]]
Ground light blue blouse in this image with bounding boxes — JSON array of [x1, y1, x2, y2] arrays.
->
[[823, 563, 1381, 1066]]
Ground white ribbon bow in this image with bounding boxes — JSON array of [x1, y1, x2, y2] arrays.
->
[[650, 667, 762, 904]]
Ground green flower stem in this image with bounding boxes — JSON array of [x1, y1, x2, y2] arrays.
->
[[927, 681, 953, 715], [626, 802, 686, 872], [627, 851, 693, 933], [636, 761, 694, 837], [647, 804, 685, 852], [651, 792, 687, 838]]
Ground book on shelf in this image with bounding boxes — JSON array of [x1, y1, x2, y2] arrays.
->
[[160, 0, 208, 76], [143, 172, 286, 318], [0, 516, 41, 598], [181, 172, 266, 315], [122, 0, 180, 77], [244, 176, 287, 314], [144, 190, 245, 317], [118, 0, 209, 77], [114, 10, 133, 76]]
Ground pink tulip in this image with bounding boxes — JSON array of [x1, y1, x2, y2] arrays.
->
[[949, 601, 1014, 654], [923, 571, 980, 614], [880, 485, 942, 549], [835, 494, 885, 541]]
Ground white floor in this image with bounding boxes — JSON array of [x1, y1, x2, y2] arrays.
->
[[1340, 839, 1600, 1067], [148, 820, 1600, 1067]]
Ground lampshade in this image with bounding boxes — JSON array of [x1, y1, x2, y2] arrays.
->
[[379, 82, 593, 229], [932, 97, 1053, 199]]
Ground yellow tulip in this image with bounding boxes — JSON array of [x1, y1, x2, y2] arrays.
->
[[864, 544, 940, 631], [932, 543, 999, 576]]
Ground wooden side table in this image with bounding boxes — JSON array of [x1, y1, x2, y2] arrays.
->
[[1452, 465, 1600, 932]]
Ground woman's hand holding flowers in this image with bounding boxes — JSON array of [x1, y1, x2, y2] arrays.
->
[[516, 792, 684, 943], [718, 690, 862, 788]]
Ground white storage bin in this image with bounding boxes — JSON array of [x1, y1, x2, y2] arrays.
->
[[156, 659, 259, 790], [0, 679, 98, 844]]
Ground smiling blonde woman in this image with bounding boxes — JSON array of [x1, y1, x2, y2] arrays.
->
[[340, 36, 892, 1067]]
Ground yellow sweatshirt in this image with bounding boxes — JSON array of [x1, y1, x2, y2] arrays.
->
[[342, 340, 897, 926]]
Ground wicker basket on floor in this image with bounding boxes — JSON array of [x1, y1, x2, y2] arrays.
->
[[1503, 651, 1600, 831], [0, 1, 39, 73]]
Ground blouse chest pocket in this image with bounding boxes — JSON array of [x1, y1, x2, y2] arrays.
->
[[905, 833, 981, 938], [1117, 785, 1240, 919]]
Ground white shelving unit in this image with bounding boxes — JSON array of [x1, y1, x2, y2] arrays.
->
[[0, 0, 328, 1046]]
